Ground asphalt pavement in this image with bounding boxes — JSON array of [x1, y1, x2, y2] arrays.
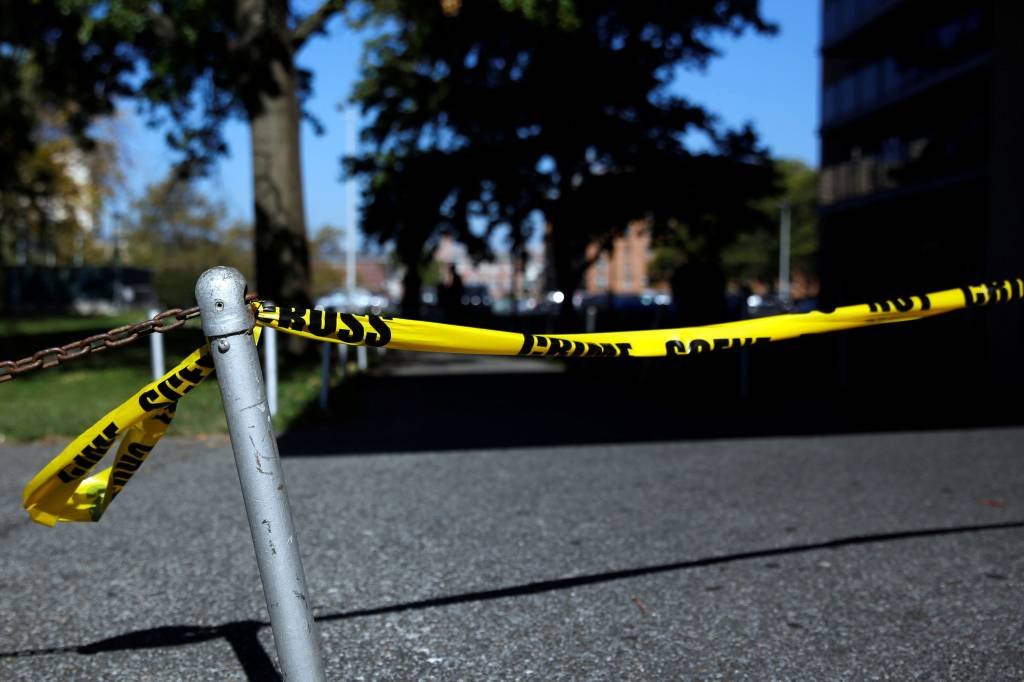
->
[[1, 353, 1023, 680]]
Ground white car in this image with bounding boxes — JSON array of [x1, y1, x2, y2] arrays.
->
[[316, 288, 390, 315]]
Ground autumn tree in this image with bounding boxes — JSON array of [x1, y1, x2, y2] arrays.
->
[[123, 174, 253, 306], [1, 7, 125, 298], [1, 0, 356, 305]]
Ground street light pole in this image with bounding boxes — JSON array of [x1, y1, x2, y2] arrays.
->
[[779, 201, 792, 304], [344, 108, 368, 372]]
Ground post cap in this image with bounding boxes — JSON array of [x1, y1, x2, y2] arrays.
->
[[195, 266, 253, 337]]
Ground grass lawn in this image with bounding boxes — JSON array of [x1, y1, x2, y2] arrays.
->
[[1, 314, 344, 443], [1, 310, 149, 337]]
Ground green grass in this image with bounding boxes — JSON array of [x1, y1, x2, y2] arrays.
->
[[1, 310, 358, 442], [1, 310, 150, 336], [0, 341, 334, 442]]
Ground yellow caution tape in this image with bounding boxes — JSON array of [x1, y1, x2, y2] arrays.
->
[[22, 345, 216, 526], [22, 278, 1022, 526], [254, 278, 1024, 358]]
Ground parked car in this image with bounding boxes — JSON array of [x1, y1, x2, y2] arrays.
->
[[459, 284, 494, 308], [744, 294, 793, 318], [316, 288, 390, 315]]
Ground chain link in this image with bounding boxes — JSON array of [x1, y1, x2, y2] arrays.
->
[[0, 295, 258, 383]]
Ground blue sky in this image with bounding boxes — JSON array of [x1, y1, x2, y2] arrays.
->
[[116, 0, 820, 237]]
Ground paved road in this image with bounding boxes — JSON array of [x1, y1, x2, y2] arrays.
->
[[1, 354, 1023, 680]]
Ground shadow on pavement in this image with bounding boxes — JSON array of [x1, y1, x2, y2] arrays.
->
[[277, 350, 1024, 457], [4, 519, 1022, 681]]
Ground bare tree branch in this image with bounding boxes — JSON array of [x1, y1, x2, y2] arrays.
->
[[291, 0, 347, 50]]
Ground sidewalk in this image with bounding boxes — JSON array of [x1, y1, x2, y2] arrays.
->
[[1, 422, 1022, 679]]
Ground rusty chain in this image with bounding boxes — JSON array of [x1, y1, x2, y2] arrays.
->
[[0, 295, 259, 383]]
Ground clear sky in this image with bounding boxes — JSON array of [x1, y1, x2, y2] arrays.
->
[[115, 0, 820, 238]]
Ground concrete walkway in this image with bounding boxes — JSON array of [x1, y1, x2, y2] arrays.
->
[[1, 414, 1022, 679]]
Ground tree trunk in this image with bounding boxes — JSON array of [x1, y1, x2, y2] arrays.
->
[[547, 223, 583, 325], [670, 260, 727, 326], [246, 0, 310, 305], [400, 264, 422, 319]]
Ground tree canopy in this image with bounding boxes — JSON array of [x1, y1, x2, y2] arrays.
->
[[1, 0, 352, 304], [720, 158, 818, 284], [123, 173, 252, 306], [0, 7, 124, 276], [350, 0, 780, 316]]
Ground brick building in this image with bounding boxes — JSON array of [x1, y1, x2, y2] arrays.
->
[[582, 221, 655, 295]]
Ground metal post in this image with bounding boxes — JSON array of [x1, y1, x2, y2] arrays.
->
[[337, 344, 349, 377], [319, 341, 331, 411], [264, 326, 278, 418], [344, 109, 364, 377], [195, 267, 325, 681], [148, 308, 165, 380], [779, 202, 792, 304]]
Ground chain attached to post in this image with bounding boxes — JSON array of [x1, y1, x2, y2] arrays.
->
[[0, 296, 258, 383]]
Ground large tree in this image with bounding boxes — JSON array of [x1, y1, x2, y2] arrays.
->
[[350, 0, 779, 317], [123, 173, 253, 306], [1, 5, 125, 289], [1, 0, 352, 304], [719, 158, 818, 284]]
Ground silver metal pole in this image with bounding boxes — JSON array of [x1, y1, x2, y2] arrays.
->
[[148, 308, 165, 380], [195, 267, 325, 681], [779, 202, 792, 304], [338, 344, 349, 378], [344, 109, 358, 297], [319, 341, 331, 411], [344, 109, 363, 377], [264, 326, 278, 418]]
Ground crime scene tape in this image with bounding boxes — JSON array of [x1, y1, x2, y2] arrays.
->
[[21, 327, 263, 526], [254, 278, 1024, 358], [21, 346, 215, 526], [21, 278, 1023, 526]]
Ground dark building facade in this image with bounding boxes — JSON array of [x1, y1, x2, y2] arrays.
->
[[819, 0, 1023, 394]]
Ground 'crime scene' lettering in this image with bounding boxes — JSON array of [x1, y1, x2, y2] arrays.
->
[[57, 422, 118, 483], [665, 337, 769, 356], [962, 279, 1024, 307], [138, 353, 215, 411], [108, 441, 156, 500], [867, 294, 931, 313], [518, 334, 632, 357]]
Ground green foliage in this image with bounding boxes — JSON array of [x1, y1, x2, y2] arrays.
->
[[123, 174, 253, 306], [2, 1, 352, 303], [497, 0, 580, 29], [0, 353, 328, 441], [0, 46, 121, 272], [312, 225, 346, 263], [647, 245, 686, 287], [720, 228, 778, 281], [719, 159, 818, 282], [420, 258, 442, 288], [350, 0, 780, 309]]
